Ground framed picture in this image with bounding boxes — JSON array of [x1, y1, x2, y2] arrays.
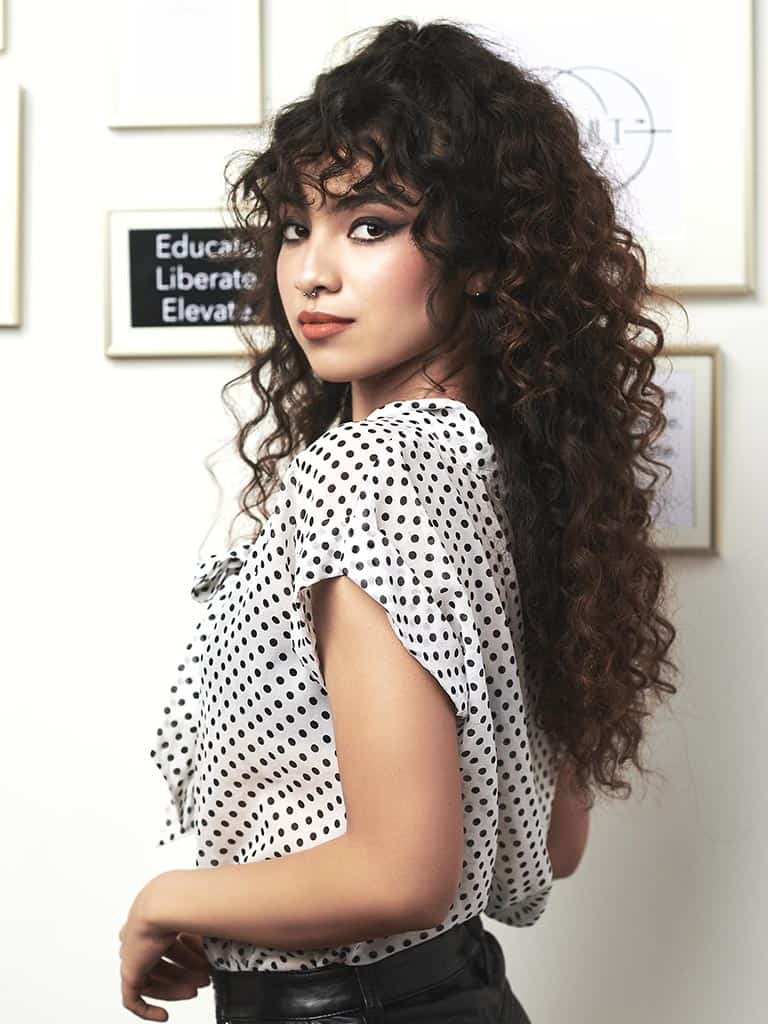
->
[[107, 0, 263, 128], [0, 78, 21, 327], [340, 0, 754, 294], [105, 207, 270, 357], [650, 344, 721, 555]]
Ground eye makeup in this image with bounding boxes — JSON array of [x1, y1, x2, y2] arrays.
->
[[279, 216, 398, 245]]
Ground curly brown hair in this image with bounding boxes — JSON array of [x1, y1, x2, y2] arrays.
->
[[209, 18, 683, 811]]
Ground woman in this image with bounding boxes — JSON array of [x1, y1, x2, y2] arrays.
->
[[120, 18, 681, 1023]]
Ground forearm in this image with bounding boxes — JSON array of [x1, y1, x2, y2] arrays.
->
[[147, 833, 436, 950]]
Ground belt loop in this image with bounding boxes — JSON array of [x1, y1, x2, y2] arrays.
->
[[469, 917, 492, 986], [213, 970, 228, 1024], [463, 914, 490, 985], [480, 933, 492, 986], [353, 964, 385, 1024]]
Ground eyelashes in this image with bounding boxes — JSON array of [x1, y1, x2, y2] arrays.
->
[[279, 218, 395, 245]]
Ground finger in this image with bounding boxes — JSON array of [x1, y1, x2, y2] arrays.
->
[[166, 934, 210, 973], [141, 975, 202, 1001], [121, 977, 170, 1022], [178, 932, 204, 953], [148, 960, 211, 988], [158, 948, 210, 979], [177, 933, 210, 972], [151, 959, 209, 981], [159, 954, 210, 986]]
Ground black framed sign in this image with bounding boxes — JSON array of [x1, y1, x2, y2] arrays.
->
[[105, 207, 269, 357]]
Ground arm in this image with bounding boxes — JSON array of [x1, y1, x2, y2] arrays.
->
[[546, 753, 591, 879], [145, 574, 464, 950], [148, 831, 434, 951]]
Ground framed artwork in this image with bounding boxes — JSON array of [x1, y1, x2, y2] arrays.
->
[[649, 344, 721, 555], [339, 0, 754, 294], [107, 0, 263, 128], [105, 207, 269, 357], [0, 78, 21, 327]]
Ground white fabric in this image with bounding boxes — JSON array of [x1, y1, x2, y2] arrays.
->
[[150, 397, 565, 972]]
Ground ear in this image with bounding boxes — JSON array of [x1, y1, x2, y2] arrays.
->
[[464, 268, 495, 297]]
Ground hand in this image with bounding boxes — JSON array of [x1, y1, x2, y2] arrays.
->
[[119, 878, 211, 1020], [138, 933, 212, 1016]]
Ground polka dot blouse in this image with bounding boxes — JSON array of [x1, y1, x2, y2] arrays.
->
[[150, 397, 566, 972]]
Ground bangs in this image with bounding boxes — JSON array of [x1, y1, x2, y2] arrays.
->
[[270, 122, 424, 216]]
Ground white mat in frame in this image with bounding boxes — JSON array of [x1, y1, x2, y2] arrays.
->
[[340, 0, 754, 294], [107, 0, 263, 128], [105, 207, 269, 358], [650, 345, 720, 555]]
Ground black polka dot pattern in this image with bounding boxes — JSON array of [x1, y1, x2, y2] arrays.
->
[[150, 398, 566, 972]]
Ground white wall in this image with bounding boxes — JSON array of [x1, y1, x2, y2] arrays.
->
[[1, 2, 766, 1021]]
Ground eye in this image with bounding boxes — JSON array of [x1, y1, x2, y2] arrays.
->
[[349, 219, 391, 242], [280, 220, 304, 242], [278, 218, 394, 245]]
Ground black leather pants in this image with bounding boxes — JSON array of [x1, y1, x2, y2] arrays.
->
[[211, 914, 532, 1023]]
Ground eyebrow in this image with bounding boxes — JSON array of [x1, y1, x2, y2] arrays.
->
[[286, 188, 410, 214]]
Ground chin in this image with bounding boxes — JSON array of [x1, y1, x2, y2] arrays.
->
[[306, 367, 354, 385], [305, 359, 372, 384]]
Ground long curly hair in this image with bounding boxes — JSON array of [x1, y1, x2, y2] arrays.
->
[[209, 17, 683, 810]]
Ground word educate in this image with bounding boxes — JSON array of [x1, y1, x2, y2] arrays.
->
[[155, 231, 256, 261], [162, 297, 254, 323]]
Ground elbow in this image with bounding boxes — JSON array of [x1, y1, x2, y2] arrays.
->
[[547, 813, 590, 880], [550, 850, 584, 880], [401, 896, 455, 932], [349, 835, 460, 935], [370, 845, 462, 933], [385, 875, 460, 933], [548, 828, 589, 880], [545, 751, 593, 884]]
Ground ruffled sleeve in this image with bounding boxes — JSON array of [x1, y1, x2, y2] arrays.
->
[[149, 540, 252, 847], [289, 443, 485, 725], [149, 632, 203, 847]]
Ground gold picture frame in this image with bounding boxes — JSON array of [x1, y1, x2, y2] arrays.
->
[[0, 79, 21, 326], [650, 344, 721, 555]]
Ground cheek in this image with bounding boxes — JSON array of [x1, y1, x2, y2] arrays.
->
[[359, 238, 433, 306]]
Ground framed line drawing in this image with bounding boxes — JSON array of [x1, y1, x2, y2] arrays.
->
[[0, 78, 22, 327], [107, 0, 263, 128], [105, 207, 270, 358], [649, 344, 721, 555], [340, 0, 754, 294]]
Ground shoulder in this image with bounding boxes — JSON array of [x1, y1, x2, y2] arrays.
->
[[289, 418, 421, 494], [284, 418, 444, 539]]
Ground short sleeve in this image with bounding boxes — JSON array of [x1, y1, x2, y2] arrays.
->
[[289, 445, 486, 725], [149, 630, 202, 847], [148, 542, 252, 849]]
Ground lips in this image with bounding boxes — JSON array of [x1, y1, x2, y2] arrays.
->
[[300, 319, 354, 340], [298, 314, 354, 324]]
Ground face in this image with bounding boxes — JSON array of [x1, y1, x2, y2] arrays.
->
[[275, 158, 479, 419]]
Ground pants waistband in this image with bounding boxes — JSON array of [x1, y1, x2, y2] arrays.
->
[[212, 914, 489, 1022]]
